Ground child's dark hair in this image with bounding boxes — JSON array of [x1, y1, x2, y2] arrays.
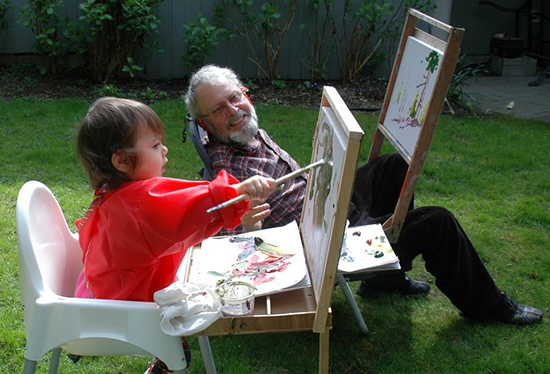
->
[[76, 97, 166, 190]]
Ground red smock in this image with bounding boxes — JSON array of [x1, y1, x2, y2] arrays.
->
[[75, 170, 247, 301]]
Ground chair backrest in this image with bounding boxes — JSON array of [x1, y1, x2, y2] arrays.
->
[[16, 181, 83, 318], [187, 115, 214, 181]]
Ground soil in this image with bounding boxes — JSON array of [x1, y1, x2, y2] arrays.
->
[[0, 64, 387, 109]]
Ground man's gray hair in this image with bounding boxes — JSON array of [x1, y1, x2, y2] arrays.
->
[[184, 64, 243, 119]]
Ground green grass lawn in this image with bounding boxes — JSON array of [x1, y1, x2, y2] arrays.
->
[[1, 98, 549, 373]]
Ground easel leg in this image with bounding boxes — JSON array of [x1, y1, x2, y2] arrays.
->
[[337, 273, 369, 334], [319, 330, 330, 374]]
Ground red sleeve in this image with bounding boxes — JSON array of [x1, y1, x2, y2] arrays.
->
[[208, 169, 249, 229], [134, 170, 249, 257]]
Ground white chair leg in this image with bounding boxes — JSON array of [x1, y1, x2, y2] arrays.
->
[[337, 273, 369, 334], [22, 359, 37, 374], [198, 336, 217, 374], [48, 348, 62, 374]]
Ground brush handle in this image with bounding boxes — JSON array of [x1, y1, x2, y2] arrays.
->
[[206, 194, 249, 214], [206, 158, 327, 214], [273, 158, 327, 185]]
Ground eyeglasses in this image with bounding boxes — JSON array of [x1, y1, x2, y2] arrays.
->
[[197, 87, 249, 120]]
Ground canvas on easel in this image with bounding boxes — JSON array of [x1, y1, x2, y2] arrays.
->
[[368, 9, 465, 242], [301, 86, 365, 331]]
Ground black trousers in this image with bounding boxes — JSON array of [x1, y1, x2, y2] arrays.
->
[[348, 153, 502, 318]]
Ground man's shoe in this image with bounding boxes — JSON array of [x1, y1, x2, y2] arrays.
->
[[485, 291, 543, 326], [356, 273, 430, 299]]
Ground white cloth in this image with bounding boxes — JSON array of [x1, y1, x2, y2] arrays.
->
[[154, 282, 222, 336]]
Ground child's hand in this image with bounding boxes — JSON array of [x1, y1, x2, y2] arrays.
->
[[241, 200, 271, 232], [234, 176, 276, 203]]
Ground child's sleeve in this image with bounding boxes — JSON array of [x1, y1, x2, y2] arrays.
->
[[136, 171, 249, 256], [207, 169, 248, 229]]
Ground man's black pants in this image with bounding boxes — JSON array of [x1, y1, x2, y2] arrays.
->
[[348, 153, 502, 318]]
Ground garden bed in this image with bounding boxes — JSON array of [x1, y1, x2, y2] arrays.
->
[[0, 63, 387, 109]]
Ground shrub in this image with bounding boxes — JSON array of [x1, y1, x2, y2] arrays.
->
[[215, 0, 297, 82], [320, 0, 437, 83], [0, 0, 10, 35], [18, 0, 71, 75], [181, 12, 230, 77], [299, 0, 330, 81], [446, 55, 489, 112], [74, 0, 164, 83]]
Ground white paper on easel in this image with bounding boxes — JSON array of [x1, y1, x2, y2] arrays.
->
[[191, 221, 310, 296], [338, 224, 401, 273], [381, 36, 443, 160]]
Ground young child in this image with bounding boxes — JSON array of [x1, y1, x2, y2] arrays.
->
[[74, 97, 275, 373]]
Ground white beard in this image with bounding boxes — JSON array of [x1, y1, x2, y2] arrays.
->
[[209, 105, 258, 147], [228, 111, 259, 145]]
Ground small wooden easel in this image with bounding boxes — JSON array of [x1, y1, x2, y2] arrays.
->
[[368, 9, 465, 243], [187, 86, 364, 374]]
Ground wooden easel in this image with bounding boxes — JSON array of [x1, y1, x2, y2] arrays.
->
[[187, 86, 364, 374], [368, 9, 465, 243]]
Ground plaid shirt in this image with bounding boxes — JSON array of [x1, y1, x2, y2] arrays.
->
[[206, 129, 307, 235]]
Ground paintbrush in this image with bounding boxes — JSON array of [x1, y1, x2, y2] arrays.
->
[[206, 158, 328, 214]]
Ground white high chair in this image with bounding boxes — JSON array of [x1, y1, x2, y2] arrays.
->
[[16, 181, 215, 374]]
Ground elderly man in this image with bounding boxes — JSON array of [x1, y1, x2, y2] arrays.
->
[[183, 64, 543, 326]]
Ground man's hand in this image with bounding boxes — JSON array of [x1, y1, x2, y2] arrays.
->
[[242, 200, 271, 232]]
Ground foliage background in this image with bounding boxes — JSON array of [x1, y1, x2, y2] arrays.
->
[[1, 0, 437, 82]]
